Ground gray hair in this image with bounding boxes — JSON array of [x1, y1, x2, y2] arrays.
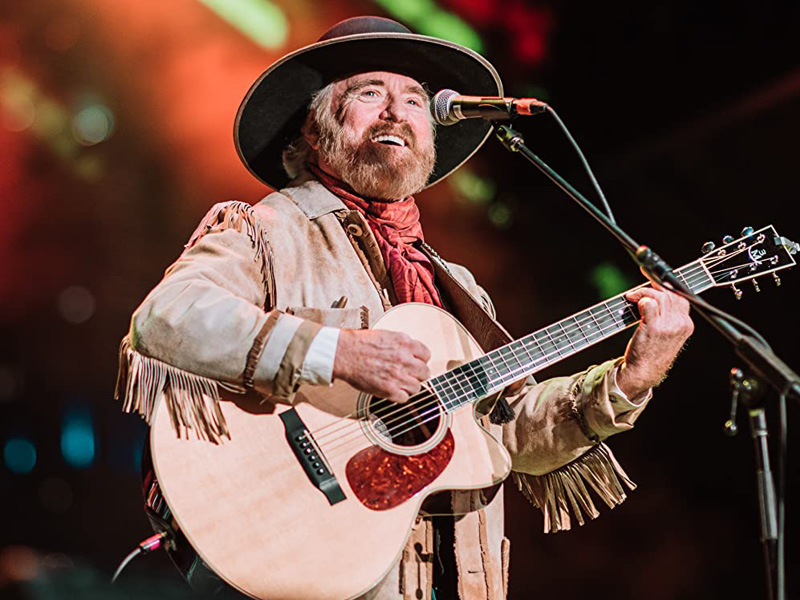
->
[[281, 83, 337, 179]]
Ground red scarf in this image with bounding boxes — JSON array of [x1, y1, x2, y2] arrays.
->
[[309, 163, 442, 308]]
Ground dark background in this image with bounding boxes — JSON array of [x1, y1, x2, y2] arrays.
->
[[1, 1, 799, 598]]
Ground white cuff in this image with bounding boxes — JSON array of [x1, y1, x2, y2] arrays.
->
[[298, 326, 340, 386], [609, 364, 652, 408]]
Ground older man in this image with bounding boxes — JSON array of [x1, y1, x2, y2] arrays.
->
[[117, 16, 692, 600]]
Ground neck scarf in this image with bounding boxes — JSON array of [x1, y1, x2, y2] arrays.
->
[[309, 163, 442, 308]]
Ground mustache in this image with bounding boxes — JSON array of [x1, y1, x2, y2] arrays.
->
[[362, 122, 417, 149]]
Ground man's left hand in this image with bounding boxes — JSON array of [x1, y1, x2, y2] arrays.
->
[[617, 284, 694, 398]]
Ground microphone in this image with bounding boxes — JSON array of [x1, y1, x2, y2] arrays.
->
[[431, 89, 548, 126]]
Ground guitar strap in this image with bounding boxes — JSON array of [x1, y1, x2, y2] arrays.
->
[[418, 242, 517, 424]]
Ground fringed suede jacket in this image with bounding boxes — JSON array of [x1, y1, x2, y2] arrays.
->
[[116, 176, 651, 600]]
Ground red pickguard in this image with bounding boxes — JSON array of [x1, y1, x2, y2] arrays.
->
[[345, 430, 455, 510]]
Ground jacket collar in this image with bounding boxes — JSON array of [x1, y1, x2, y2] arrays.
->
[[281, 174, 347, 220]]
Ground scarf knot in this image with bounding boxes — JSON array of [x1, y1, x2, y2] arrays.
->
[[309, 163, 442, 308]]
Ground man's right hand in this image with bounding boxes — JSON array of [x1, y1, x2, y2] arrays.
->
[[332, 329, 431, 403]]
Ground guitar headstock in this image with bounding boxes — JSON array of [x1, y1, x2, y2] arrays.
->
[[700, 225, 798, 298]]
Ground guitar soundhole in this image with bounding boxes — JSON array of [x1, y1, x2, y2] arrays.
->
[[365, 393, 442, 448]]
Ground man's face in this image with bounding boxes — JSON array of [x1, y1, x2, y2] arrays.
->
[[310, 71, 436, 201]]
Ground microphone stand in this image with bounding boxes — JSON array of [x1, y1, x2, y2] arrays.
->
[[492, 121, 799, 599]]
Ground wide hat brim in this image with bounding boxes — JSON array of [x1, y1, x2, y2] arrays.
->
[[235, 28, 503, 191]]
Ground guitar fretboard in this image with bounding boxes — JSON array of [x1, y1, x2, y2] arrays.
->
[[428, 260, 713, 412]]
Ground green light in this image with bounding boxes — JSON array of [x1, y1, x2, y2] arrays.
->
[[450, 169, 495, 205], [373, 0, 437, 24], [199, 0, 288, 49], [373, 0, 484, 53], [416, 11, 483, 53], [590, 263, 632, 299], [488, 203, 512, 229]]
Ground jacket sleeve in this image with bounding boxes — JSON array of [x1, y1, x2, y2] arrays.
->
[[116, 201, 329, 442], [499, 351, 651, 534]]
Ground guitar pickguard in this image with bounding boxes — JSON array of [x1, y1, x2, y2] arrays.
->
[[346, 430, 455, 510]]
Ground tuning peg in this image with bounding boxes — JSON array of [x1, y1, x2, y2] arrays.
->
[[774, 273, 781, 286], [741, 226, 754, 237], [731, 283, 743, 299], [752, 279, 760, 292], [701, 241, 716, 254], [722, 235, 735, 244]]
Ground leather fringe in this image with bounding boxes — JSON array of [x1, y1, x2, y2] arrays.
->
[[512, 443, 636, 534], [115, 336, 232, 443], [489, 397, 516, 425], [186, 200, 274, 309]]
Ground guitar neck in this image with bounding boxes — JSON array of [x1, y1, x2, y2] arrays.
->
[[430, 259, 714, 412]]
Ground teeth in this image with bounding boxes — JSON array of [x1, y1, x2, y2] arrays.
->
[[372, 135, 406, 147]]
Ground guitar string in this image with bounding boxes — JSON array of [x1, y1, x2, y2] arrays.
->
[[318, 285, 674, 458], [321, 254, 775, 458], [312, 254, 762, 457], [315, 289, 646, 452], [314, 252, 766, 458], [311, 246, 762, 444], [313, 260, 727, 457], [310, 260, 718, 448], [320, 266, 770, 459]]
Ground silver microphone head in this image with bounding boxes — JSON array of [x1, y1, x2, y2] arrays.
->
[[431, 89, 460, 126]]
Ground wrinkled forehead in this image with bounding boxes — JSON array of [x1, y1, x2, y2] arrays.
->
[[331, 70, 429, 101]]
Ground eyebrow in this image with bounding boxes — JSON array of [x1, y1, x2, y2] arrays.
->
[[343, 79, 429, 101]]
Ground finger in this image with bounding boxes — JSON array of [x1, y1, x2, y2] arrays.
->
[[405, 358, 430, 382], [398, 376, 422, 399], [385, 385, 410, 404], [637, 296, 660, 322], [626, 286, 664, 302], [409, 340, 431, 362]]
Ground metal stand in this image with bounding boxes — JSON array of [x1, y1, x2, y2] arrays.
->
[[728, 368, 778, 600], [492, 120, 798, 599]]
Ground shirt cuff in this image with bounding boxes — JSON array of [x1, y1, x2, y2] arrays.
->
[[609, 364, 652, 408], [298, 326, 340, 386]]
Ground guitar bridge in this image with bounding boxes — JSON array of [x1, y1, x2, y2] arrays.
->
[[280, 408, 346, 506]]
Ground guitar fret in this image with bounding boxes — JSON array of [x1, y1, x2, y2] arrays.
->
[[544, 325, 565, 358]]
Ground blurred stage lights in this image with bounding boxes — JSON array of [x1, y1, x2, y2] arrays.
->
[[57, 285, 96, 324], [450, 169, 496, 205], [373, 0, 483, 53], [590, 262, 632, 299], [72, 104, 114, 146], [199, 0, 288, 49], [0, 67, 37, 132], [61, 406, 96, 469], [1, 68, 110, 180], [4, 437, 37, 475]]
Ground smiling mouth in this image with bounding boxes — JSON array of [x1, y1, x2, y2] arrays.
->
[[372, 134, 407, 147]]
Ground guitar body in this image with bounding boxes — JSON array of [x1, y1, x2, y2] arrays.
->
[[150, 303, 512, 600]]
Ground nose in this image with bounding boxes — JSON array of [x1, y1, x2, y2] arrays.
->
[[379, 94, 407, 122]]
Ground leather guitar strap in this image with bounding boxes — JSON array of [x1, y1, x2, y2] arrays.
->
[[419, 242, 513, 350], [418, 242, 517, 424]]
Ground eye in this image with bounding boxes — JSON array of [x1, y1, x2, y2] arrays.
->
[[362, 89, 380, 98]]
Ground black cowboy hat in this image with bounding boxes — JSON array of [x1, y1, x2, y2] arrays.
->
[[234, 16, 503, 191]]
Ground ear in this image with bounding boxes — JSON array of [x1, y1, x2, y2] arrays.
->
[[302, 110, 320, 150]]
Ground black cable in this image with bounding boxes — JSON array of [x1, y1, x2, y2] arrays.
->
[[540, 106, 773, 351], [111, 531, 169, 583], [546, 106, 617, 225]]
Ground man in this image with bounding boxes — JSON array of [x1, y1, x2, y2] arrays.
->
[[117, 16, 693, 600]]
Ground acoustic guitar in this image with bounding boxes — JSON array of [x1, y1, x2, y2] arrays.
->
[[148, 226, 796, 599]]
